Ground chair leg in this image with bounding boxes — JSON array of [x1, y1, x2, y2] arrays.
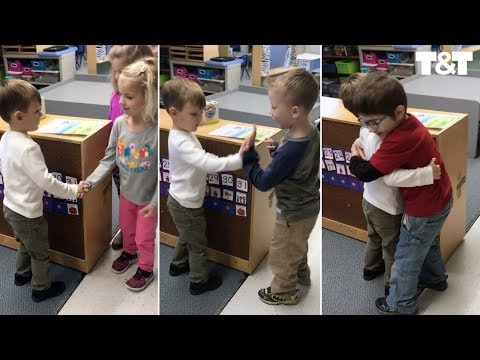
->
[[246, 67, 250, 79]]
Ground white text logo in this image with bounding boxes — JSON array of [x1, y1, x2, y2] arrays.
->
[[416, 51, 473, 75]]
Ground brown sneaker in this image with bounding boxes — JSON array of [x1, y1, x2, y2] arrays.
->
[[258, 287, 299, 305]]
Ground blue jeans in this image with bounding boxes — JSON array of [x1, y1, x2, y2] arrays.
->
[[386, 198, 452, 314]]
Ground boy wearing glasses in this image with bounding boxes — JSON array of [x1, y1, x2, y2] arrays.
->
[[348, 72, 453, 315], [340, 73, 439, 297]]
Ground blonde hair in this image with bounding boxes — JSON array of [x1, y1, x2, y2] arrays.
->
[[266, 68, 319, 113], [339, 72, 367, 115], [161, 77, 206, 111], [0, 79, 41, 122], [119, 57, 158, 124], [109, 45, 154, 91]]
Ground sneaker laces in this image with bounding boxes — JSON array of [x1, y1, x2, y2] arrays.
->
[[119, 251, 134, 262], [133, 268, 150, 280]]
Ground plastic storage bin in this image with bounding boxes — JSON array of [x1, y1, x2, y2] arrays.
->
[[297, 53, 321, 72], [335, 60, 360, 74], [33, 72, 60, 84]]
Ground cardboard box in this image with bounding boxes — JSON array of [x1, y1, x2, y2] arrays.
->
[[297, 53, 321, 72], [201, 100, 219, 125]]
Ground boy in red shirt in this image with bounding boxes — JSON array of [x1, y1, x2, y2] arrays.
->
[[349, 72, 452, 315]]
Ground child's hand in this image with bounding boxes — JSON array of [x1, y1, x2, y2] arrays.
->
[[77, 181, 89, 198], [248, 124, 257, 148], [239, 137, 250, 156], [264, 137, 277, 151], [430, 157, 441, 180], [351, 138, 366, 160], [139, 204, 157, 217]]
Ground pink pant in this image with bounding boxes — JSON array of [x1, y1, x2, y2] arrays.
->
[[119, 194, 157, 272]]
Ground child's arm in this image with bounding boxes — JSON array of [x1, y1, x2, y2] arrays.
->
[[384, 158, 439, 187], [139, 182, 158, 217], [23, 144, 79, 200], [349, 141, 385, 182], [243, 138, 309, 192], [174, 136, 243, 173], [85, 121, 119, 188]]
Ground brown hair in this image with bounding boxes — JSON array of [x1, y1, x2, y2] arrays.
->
[[353, 71, 407, 118], [339, 72, 367, 116], [0, 79, 41, 122], [161, 77, 206, 112], [266, 68, 319, 113]]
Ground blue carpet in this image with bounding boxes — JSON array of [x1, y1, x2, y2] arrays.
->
[[0, 246, 84, 315], [160, 244, 247, 315]]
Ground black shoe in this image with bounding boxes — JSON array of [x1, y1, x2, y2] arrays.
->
[[375, 297, 417, 315], [14, 273, 32, 286], [384, 285, 390, 297], [363, 262, 385, 281], [189, 276, 222, 295], [111, 231, 123, 250], [31, 282, 66, 303], [169, 263, 189, 276], [417, 280, 448, 292]]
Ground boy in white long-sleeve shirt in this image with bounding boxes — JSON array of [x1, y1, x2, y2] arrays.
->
[[0, 79, 87, 303], [162, 77, 245, 295], [339, 74, 440, 297]]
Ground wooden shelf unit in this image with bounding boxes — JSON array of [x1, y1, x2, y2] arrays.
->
[[1, 45, 52, 55], [168, 45, 219, 63]]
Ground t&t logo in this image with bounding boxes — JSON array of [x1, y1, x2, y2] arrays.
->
[[416, 52, 473, 75]]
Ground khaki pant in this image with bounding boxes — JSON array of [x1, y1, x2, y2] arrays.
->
[[167, 195, 209, 284], [3, 205, 50, 291], [362, 198, 402, 285], [270, 215, 317, 294]]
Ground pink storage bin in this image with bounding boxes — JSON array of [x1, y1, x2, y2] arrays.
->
[[173, 66, 187, 78], [7, 60, 23, 73], [187, 73, 198, 83], [377, 58, 388, 69], [363, 53, 378, 64], [22, 66, 33, 76]]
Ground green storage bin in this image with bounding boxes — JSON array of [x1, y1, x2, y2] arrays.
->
[[160, 73, 171, 85], [0, 66, 5, 80], [335, 59, 360, 75]]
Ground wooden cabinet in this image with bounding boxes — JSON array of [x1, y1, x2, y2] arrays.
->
[[322, 96, 468, 261], [159, 109, 282, 273], [0, 114, 112, 273]]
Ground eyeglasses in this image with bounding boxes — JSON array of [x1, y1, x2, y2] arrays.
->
[[357, 115, 388, 130]]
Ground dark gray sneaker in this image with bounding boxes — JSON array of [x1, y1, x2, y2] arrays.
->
[[15, 273, 32, 286], [32, 282, 66, 303], [111, 231, 123, 250], [189, 276, 222, 295], [418, 275, 448, 292], [169, 263, 189, 276]]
